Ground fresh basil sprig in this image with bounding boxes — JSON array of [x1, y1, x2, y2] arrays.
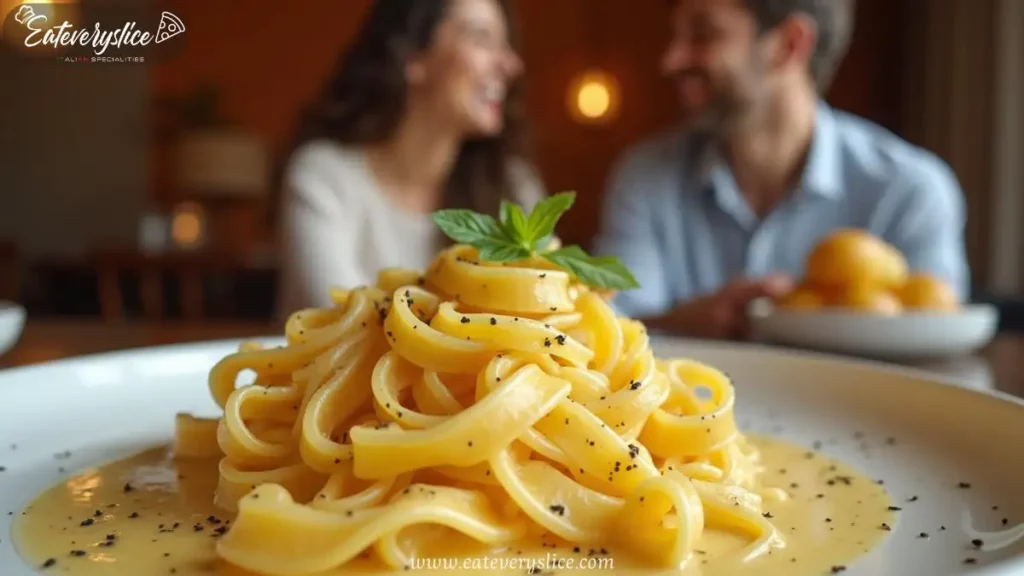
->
[[431, 191, 640, 291]]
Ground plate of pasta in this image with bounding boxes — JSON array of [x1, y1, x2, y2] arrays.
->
[[1, 196, 1023, 576]]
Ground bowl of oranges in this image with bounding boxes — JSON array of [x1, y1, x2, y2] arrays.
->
[[749, 229, 998, 360]]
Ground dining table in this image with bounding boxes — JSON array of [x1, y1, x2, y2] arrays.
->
[[1, 319, 1023, 399]]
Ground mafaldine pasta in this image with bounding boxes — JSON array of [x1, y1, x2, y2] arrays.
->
[[176, 245, 785, 575]]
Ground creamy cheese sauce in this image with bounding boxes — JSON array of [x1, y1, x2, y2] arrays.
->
[[13, 436, 893, 575]]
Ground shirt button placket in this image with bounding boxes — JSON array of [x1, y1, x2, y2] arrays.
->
[[747, 218, 779, 277]]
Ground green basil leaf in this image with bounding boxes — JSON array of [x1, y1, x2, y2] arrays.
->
[[477, 240, 532, 263], [526, 191, 575, 243], [499, 201, 531, 247], [543, 245, 640, 290], [432, 209, 509, 245]]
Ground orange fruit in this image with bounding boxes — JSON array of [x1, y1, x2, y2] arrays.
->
[[777, 286, 826, 311], [878, 243, 910, 290], [897, 274, 959, 311], [828, 283, 903, 315], [805, 229, 908, 290]]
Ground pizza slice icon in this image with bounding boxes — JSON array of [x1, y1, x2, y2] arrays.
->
[[155, 11, 185, 44]]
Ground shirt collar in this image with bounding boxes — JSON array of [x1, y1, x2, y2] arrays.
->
[[802, 100, 843, 199], [689, 100, 844, 201]]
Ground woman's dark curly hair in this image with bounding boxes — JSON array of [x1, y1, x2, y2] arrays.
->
[[271, 0, 528, 227]]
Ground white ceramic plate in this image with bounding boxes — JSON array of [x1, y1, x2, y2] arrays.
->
[[0, 301, 26, 357], [1, 338, 1023, 576], [749, 299, 1000, 360]]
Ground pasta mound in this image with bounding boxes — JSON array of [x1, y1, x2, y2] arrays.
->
[[175, 245, 785, 575]]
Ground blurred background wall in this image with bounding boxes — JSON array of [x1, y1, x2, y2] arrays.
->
[[901, 0, 1024, 295], [1, 0, 1020, 319], [0, 2, 148, 259], [148, 0, 911, 249]]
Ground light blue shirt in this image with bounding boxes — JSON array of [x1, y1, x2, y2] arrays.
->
[[594, 102, 970, 318]]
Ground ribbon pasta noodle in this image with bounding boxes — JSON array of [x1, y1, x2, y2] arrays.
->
[[175, 245, 785, 575]]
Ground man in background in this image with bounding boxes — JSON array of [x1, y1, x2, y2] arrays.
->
[[594, 0, 968, 339]]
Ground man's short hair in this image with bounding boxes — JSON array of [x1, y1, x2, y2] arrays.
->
[[745, 0, 855, 92]]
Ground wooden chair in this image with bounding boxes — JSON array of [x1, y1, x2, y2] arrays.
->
[[0, 241, 19, 302], [93, 248, 257, 323]]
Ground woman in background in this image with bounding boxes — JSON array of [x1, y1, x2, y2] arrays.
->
[[276, 0, 545, 314]]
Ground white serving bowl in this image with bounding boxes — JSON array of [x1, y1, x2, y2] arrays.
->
[[0, 300, 26, 357], [749, 299, 999, 361]]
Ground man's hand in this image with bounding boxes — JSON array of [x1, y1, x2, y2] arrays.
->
[[642, 274, 793, 340]]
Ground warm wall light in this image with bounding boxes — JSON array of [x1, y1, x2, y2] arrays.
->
[[578, 82, 611, 119], [171, 202, 206, 250], [568, 70, 620, 125]]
